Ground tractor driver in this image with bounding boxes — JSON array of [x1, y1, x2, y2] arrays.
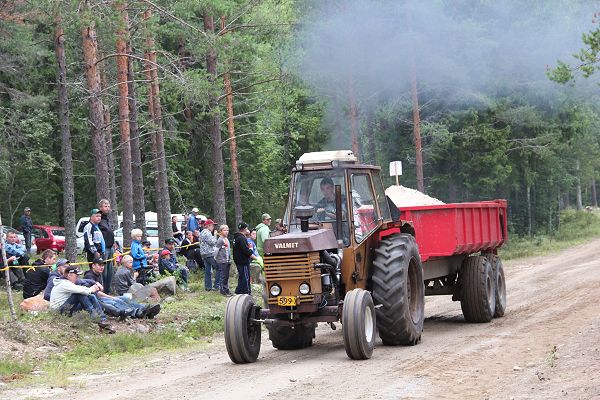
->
[[316, 177, 346, 221]]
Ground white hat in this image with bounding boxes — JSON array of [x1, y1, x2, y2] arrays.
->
[[197, 214, 207, 222], [191, 207, 199, 213]]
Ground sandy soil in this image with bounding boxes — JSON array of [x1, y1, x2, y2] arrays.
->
[[4, 238, 600, 400]]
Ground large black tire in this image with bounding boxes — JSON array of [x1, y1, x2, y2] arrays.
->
[[492, 256, 507, 318], [372, 233, 425, 346], [224, 295, 261, 363], [267, 323, 316, 350], [460, 255, 496, 323], [343, 289, 376, 360]]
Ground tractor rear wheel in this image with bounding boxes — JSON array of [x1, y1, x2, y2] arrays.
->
[[492, 256, 506, 318], [268, 323, 316, 350], [460, 255, 496, 322], [342, 288, 376, 360], [224, 295, 261, 363], [372, 233, 425, 346]]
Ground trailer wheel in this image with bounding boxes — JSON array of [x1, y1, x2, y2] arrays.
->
[[267, 323, 316, 350], [460, 255, 496, 323], [224, 295, 261, 363], [342, 288, 376, 360], [372, 233, 425, 346], [492, 256, 507, 318]]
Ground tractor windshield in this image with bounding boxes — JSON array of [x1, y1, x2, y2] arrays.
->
[[286, 170, 350, 246]]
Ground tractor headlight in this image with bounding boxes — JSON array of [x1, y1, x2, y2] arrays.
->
[[299, 282, 311, 295], [270, 284, 282, 297]]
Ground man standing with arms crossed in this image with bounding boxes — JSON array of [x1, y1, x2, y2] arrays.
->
[[98, 199, 116, 294]]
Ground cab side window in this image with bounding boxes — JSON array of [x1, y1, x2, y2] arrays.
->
[[351, 173, 379, 243]]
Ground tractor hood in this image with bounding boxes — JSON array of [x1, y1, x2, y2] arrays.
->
[[263, 229, 338, 254]]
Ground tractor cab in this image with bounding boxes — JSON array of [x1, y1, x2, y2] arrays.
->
[[284, 150, 392, 248]]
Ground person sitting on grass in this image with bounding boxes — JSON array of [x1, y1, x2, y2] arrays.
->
[[44, 259, 95, 301], [84, 258, 159, 320], [23, 249, 56, 299], [161, 238, 189, 289], [113, 255, 161, 304], [49, 265, 115, 333]]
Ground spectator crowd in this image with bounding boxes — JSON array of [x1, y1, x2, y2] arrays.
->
[[1, 202, 283, 334]]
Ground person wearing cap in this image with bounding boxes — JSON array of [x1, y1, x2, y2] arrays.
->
[[187, 208, 200, 233], [84, 257, 158, 319], [83, 208, 106, 263], [43, 259, 95, 301], [199, 219, 219, 291], [161, 238, 189, 287], [98, 199, 117, 294], [22, 249, 56, 299], [233, 222, 258, 295], [255, 213, 272, 257], [19, 207, 33, 254], [49, 265, 114, 333], [271, 218, 285, 237]]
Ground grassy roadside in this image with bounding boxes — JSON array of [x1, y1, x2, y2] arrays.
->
[[0, 269, 264, 389], [500, 208, 600, 260]]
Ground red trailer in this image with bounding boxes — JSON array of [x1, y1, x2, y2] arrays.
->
[[397, 200, 508, 262], [380, 199, 508, 321]]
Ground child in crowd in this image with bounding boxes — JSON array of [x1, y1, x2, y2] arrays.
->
[[214, 225, 232, 296]]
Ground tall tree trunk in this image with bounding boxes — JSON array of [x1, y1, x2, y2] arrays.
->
[[408, 7, 424, 193], [347, 77, 360, 160], [592, 178, 598, 208], [410, 60, 424, 194], [144, 10, 172, 242], [221, 16, 242, 225], [116, 2, 134, 248], [103, 106, 118, 227], [80, 7, 110, 201], [99, 68, 119, 229], [204, 14, 226, 224], [127, 36, 146, 235], [54, 20, 77, 262], [527, 184, 532, 237], [575, 160, 583, 210], [365, 108, 376, 165]]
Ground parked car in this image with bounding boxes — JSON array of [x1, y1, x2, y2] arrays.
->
[[32, 225, 65, 254], [1, 226, 36, 255]]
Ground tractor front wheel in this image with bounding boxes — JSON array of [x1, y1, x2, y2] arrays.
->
[[342, 288, 376, 360], [224, 294, 262, 363]]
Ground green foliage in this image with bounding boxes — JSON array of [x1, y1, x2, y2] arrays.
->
[[501, 209, 600, 259], [0, 359, 33, 378], [548, 21, 600, 83]]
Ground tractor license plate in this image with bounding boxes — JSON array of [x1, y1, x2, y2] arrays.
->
[[277, 296, 297, 307]]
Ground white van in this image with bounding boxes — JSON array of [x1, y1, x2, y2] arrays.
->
[[75, 212, 184, 252]]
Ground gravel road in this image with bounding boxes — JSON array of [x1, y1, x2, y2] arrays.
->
[[6, 238, 600, 400]]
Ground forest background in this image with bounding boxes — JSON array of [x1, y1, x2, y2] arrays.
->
[[1, 0, 599, 260]]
